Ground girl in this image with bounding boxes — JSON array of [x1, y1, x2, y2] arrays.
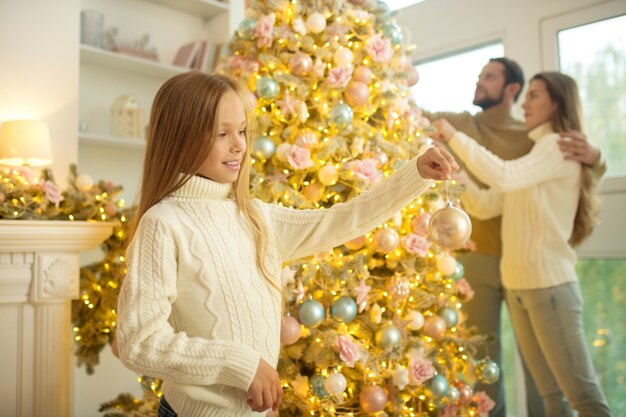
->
[[433, 72, 610, 417], [115, 72, 458, 417]]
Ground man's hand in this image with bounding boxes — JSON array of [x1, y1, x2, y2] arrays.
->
[[431, 119, 458, 143], [417, 146, 459, 180], [247, 359, 283, 413], [557, 130, 601, 166]]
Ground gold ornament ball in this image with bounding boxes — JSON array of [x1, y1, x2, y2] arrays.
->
[[428, 203, 472, 249], [318, 164, 339, 186], [344, 235, 366, 250], [373, 228, 400, 253], [360, 385, 388, 414]]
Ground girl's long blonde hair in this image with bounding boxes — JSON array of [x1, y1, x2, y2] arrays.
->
[[128, 72, 275, 286], [532, 72, 601, 246]]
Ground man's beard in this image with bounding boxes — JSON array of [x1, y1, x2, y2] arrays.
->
[[473, 89, 504, 110]]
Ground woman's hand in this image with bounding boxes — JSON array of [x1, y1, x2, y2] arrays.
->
[[431, 119, 457, 143], [557, 130, 601, 166], [247, 358, 283, 413], [417, 146, 459, 180]]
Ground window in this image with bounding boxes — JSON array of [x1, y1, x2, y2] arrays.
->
[[557, 15, 626, 176], [412, 42, 504, 113]]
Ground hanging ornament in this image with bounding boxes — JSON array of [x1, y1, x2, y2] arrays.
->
[[330, 296, 358, 322], [298, 298, 325, 327], [422, 315, 446, 339], [405, 310, 425, 331], [289, 52, 314, 76], [437, 307, 459, 327], [255, 76, 279, 100], [344, 81, 369, 107], [237, 18, 257, 39], [475, 358, 501, 384], [437, 253, 457, 276], [310, 374, 330, 399], [382, 23, 402, 45], [306, 12, 327, 33], [324, 372, 348, 395], [75, 174, 94, 192], [333, 47, 354, 66], [359, 385, 387, 414], [456, 382, 473, 404], [406, 66, 420, 87], [252, 136, 276, 160], [373, 151, 389, 168], [427, 375, 449, 398], [318, 164, 339, 185], [329, 103, 353, 129], [445, 261, 464, 281], [429, 201, 472, 249], [302, 182, 324, 201], [447, 385, 460, 403], [280, 315, 302, 345], [375, 323, 401, 348], [374, 1, 391, 19], [353, 66, 372, 84], [373, 228, 400, 253], [103, 203, 117, 217]]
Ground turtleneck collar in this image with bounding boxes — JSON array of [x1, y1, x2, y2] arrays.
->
[[170, 175, 232, 200], [528, 122, 555, 142]]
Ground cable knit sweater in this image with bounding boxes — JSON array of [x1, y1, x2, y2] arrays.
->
[[450, 123, 581, 290], [116, 156, 433, 417]]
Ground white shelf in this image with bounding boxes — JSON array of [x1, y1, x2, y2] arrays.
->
[[79, 132, 147, 151], [80, 44, 189, 78], [144, 0, 229, 18]]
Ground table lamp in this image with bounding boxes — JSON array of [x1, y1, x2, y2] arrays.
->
[[0, 120, 53, 167]]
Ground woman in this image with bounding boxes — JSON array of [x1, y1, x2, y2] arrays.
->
[[432, 72, 610, 417]]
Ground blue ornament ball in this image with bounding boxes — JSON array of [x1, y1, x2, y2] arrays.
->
[[330, 296, 358, 323], [445, 261, 465, 281], [437, 307, 459, 328], [298, 299, 325, 327], [375, 323, 402, 348], [428, 375, 449, 398], [447, 385, 460, 402], [375, 1, 391, 19], [256, 76, 279, 100], [383, 23, 402, 45], [252, 136, 276, 160], [237, 18, 257, 39], [310, 374, 330, 399], [329, 103, 353, 129], [476, 358, 500, 384]]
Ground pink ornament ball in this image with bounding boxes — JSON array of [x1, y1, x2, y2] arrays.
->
[[353, 66, 372, 84], [280, 315, 302, 345], [373, 228, 400, 253], [456, 382, 473, 405], [344, 81, 370, 107], [422, 315, 446, 339], [406, 66, 419, 87], [289, 53, 314, 77], [103, 203, 117, 217], [359, 385, 388, 414]]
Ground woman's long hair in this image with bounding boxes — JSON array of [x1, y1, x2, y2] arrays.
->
[[128, 72, 275, 287], [532, 72, 601, 246]]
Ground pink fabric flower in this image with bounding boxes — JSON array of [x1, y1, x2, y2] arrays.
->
[[403, 233, 430, 257], [455, 278, 475, 301], [254, 13, 275, 48], [278, 144, 314, 170], [442, 405, 459, 417], [351, 158, 382, 184], [227, 55, 244, 72], [367, 33, 393, 63], [408, 357, 436, 385], [337, 336, 361, 367], [326, 66, 353, 89], [411, 212, 431, 236], [295, 130, 318, 149], [41, 180, 62, 204], [474, 391, 496, 416]]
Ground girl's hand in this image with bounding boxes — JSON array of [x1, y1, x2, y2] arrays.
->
[[431, 119, 457, 143], [247, 359, 283, 413], [557, 130, 601, 166], [417, 146, 459, 181]]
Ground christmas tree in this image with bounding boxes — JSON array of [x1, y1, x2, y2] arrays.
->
[[220, 0, 499, 415]]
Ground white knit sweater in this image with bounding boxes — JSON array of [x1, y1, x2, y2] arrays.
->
[[450, 123, 581, 290], [116, 156, 433, 417]]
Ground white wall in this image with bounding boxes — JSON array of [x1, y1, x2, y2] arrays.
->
[[0, 0, 79, 183]]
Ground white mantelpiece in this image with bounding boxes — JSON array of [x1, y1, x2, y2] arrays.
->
[[0, 220, 113, 417]]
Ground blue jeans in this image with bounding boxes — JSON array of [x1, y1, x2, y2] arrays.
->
[[158, 397, 178, 417], [505, 282, 611, 417]]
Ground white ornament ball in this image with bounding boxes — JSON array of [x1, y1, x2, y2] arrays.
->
[[306, 13, 327, 34], [333, 47, 354, 66], [75, 174, 94, 192], [324, 372, 348, 395], [373, 228, 400, 253], [437, 254, 458, 276], [428, 202, 472, 249], [405, 310, 425, 331], [318, 164, 339, 186]]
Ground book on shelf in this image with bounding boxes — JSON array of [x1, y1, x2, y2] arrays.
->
[[173, 40, 209, 70]]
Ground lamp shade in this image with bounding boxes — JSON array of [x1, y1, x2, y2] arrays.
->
[[0, 120, 53, 167]]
